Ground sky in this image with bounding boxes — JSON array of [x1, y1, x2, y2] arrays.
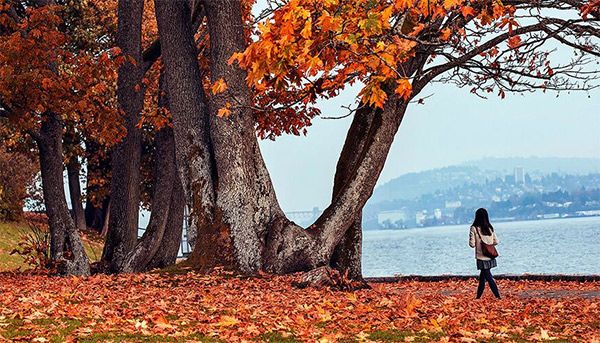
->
[[250, 1, 600, 213], [259, 84, 600, 212]]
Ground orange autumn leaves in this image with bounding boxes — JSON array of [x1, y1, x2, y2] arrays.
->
[[0, 272, 599, 341], [232, 0, 517, 123], [0, 2, 123, 146]]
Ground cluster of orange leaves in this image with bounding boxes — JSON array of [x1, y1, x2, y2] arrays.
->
[[0, 2, 125, 146], [232, 0, 516, 138], [0, 271, 598, 342]]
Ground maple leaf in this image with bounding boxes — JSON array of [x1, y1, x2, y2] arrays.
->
[[216, 315, 240, 327], [508, 35, 522, 49], [154, 315, 174, 329], [461, 6, 476, 18], [443, 0, 462, 9], [440, 28, 452, 41], [217, 102, 232, 117], [395, 78, 412, 100], [211, 78, 228, 95]]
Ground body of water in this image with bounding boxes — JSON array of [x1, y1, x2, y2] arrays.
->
[[362, 216, 600, 277]]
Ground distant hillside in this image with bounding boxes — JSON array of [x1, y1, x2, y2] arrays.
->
[[369, 165, 492, 204], [370, 157, 600, 205], [463, 157, 600, 175]]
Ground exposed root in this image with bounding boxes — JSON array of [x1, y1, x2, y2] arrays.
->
[[292, 266, 370, 291]]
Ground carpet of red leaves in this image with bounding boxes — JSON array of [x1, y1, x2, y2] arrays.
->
[[0, 270, 598, 342]]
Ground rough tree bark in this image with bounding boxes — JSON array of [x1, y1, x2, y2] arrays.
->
[[145, 72, 185, 270], [157, 0, 424, 277], [102, 0, 145, 272], [121, 126, 178, 272], [330, 107, 377, 280], [35, 114, 90, 276], [146, 177, 185, 270], [155, 0, 231, 270]]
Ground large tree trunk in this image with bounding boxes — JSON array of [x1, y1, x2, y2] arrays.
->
[[157, 0, 423, 277], [36, 114, 90, 276], [102, 0, 145, 272], [155, 0, 231, 270], [330, 108, 377, 280], [202, 0, 286, 274]]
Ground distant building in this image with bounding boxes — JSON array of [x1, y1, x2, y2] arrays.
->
[[378, 210, 408, 228], [445, 200, 461, 209], [416, 211, 427, 226], [434, 208, 442, 220], [515, 167, 525, 184], [504, 174, 515, 184]]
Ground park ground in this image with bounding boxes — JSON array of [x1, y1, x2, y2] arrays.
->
[[1, 222, 599, 342], [0, 271, 599, 342]]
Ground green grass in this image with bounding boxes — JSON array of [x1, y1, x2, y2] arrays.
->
[[255, 332, 298, 342], [366, 329, 446, 342], [0, 221, 104, 272]]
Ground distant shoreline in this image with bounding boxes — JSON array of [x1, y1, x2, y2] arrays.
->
[[367, 274, 600, 282], [364, 214, 600, 231]]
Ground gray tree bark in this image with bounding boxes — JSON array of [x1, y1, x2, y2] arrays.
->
[[155, 0, 233, 270], [146, 177, 185, 270], [121, 126, 178, 272], [102, 0, 145, 272], [35, 114, 90, 276], [156, 0, 425, 278]]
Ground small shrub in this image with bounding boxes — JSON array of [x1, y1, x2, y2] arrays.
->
[[10, 220, 54, 273]]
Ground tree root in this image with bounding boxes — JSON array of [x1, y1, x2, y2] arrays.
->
[[292, 266, 370, 291]]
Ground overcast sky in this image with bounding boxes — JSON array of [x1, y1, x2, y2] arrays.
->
[[259, 84, 600, 212]]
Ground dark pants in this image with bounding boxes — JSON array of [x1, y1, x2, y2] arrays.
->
[[477, 268, 501, 299]]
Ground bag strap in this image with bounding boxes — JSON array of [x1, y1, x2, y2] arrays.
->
[[476, 226, 493, 242]]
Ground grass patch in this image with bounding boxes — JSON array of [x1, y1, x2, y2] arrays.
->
[[367, 329, 446, 342], [255, 331, 298, 342], [78, 332, 219, 343], [0, 221, 103, 271]]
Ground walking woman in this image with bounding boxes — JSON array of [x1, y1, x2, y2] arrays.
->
[[469, 208, 501, 299]]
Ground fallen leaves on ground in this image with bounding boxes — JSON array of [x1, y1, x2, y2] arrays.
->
[[0, 270, 598, 342]]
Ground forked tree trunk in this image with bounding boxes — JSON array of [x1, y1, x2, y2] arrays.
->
[[35, 114, 90, 276], [155, 0, 232, 270], [102, 0, 145, 272], [157, 0, 421, 277]]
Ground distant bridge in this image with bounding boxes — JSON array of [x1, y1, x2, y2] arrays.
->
[[285, 207, 322, 227]]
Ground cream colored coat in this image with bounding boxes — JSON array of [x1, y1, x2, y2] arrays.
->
[[469, 226, 499, 260]]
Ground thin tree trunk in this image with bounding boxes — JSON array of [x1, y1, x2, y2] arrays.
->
[[84, 140, 110, 232], [121, 126, 177, 272], [36, 114, 89, 276], [67, 158, 86, 232], [101, 199, 110, 237], [146, 176, 185, 270], [102, 0, 145, 272]]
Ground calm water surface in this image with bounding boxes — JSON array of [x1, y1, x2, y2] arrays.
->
[[362, 216, 600, 277]]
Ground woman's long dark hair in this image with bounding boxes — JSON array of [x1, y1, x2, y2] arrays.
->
[[473, 208, 494, 235]]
